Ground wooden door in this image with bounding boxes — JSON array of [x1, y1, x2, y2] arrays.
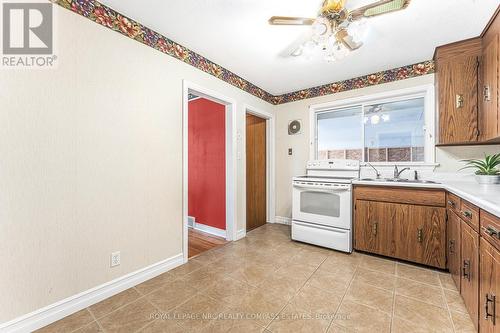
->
[[448, 210, 462, 290], [481, 33, 499, 141], [480, 238, 499, 333], [246, 113, 266, 231], [461, 221, 480, 330], [437, 56, 479, 144], [354, 200, 403, 257]]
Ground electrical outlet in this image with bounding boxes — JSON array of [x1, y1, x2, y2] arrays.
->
[[110, 251, 120, 267]]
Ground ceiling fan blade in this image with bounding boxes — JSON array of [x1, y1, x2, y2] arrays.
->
[[350, 0, 411, 20], [268, 16, 315, 25], [279, 30, 313, 57], [336, 29, 362, 51]]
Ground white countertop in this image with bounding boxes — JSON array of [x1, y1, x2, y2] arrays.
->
[[352, 179, 500, 218]]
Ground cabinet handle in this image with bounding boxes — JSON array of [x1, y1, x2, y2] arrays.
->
[[449, 240, 455, 254], [484, 294, 496, 325], [447, 200, 456, 208], [462, 210, 473, 219], [456, 94, 464, 108], [462, 260, 471, 282], [372, 222, 378, 236], [485, 226, 500, 239], [417, 228, 423, 243], [484, 85, 491, 102]]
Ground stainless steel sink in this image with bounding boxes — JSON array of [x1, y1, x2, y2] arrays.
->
[[359, 178, 440, 184]]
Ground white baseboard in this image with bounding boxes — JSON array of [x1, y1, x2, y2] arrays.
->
[[275, 216, 292, 225], [187, 216, 195, 228], [235, 229, 246, 240], [1, 253, 184, 333], [192, 222, 226, 238]]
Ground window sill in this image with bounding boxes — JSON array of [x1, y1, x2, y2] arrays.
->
[[361, 162, 439, 168]]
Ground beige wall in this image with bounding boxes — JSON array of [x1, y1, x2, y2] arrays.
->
[[0, 7, 274, 323], [274, 74, 500, 218]]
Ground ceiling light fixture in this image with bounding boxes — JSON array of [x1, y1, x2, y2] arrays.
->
[[269, 0, 411, 62]]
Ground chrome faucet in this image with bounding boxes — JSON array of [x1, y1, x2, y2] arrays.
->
[[366, 163, 382, 179], [394, 165, 410, 179]]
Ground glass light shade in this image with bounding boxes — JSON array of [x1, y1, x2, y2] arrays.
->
[[370, 114, 380, 125], [347, 19, 368, 44], [311, 18, 331, 44], [381, 114, 390, 122], [302, 40, 318, 59], [330, 41, 349, 60]]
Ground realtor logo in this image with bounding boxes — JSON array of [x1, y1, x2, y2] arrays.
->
[[1, 0, 57, 68]]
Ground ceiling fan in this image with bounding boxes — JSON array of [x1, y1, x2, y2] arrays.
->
[[269, 0, 411, 61]]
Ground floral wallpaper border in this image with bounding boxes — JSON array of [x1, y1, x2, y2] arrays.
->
[[272, 60, 435, 105], [55, 0, 435, 105]]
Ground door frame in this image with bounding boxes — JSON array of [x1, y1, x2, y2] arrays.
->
[[243, 105, 276, 233], [182, 80, 237, 263]]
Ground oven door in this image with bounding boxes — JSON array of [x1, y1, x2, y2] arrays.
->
[[292, 182, 352, 229]]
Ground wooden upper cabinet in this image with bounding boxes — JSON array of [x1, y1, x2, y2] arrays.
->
[[435, 38, 482, 145], [481, 8, 500, 142]]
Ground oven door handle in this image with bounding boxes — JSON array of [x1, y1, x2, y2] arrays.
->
[[293, 221, 347, 233], [293, 184, 350, 192]]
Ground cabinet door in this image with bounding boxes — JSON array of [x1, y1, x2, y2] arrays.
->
[[354, 200, 404, 257], [448, 210, 461, 290], [354, 200, 382, 254], [461, 221, 479, 330], [437, 57, 479, 144], [480, 238, 499, 333], [481, 33, 499, 141], [399, 205, 446, 268]]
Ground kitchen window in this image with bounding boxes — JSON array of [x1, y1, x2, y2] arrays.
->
[[311, 85, 435, 164]]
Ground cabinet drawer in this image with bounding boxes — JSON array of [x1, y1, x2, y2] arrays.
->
[[481, 210, 500, 252], [460, 200, 480, 232], [446, 192, 461, 216], [354, 186, 445, 207]]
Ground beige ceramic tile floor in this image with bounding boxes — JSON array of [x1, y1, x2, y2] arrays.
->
[[36, 224, 476, 333]]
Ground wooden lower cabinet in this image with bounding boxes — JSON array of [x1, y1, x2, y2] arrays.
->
[[408, 205, 447, 268], [447, 210, 462, 290], [395, 205, 446, 268], [461, 221, 480, 330], [354, 198, 446, 268], [480, 237, 499, 332], [354, 200, 404, 257]]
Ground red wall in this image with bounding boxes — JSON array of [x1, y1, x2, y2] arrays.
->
[[188, 98, 226, 230]]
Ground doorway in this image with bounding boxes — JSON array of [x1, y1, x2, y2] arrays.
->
[[182, 81, 237, 263], [246, 113, 267, 231], [187, 95, 228, 257]]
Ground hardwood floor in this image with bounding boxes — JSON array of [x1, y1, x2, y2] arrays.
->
[[188, 228, 227, 258]]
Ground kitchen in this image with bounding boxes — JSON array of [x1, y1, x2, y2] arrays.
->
[[2, 0, 500, 332]]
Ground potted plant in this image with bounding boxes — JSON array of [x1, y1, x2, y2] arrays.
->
[[460, 153, 500, 184]]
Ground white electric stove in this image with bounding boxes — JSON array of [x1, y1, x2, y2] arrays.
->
[[292, 159, 360, 253]]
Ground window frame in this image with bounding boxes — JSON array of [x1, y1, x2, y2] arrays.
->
[[309, 84, 436, 165]]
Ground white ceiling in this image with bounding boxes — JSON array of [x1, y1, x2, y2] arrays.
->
[[100, 0, 498, 95]]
